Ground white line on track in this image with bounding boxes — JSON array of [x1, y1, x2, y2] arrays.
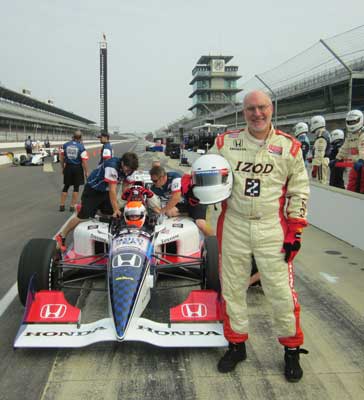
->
[[0, 214, 75, 319], [0, 283, 17, 317], [43, 162, 54, 172]]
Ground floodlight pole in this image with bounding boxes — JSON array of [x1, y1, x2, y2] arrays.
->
[[255, 74, 278, 127], [320, 39, 353, 111]]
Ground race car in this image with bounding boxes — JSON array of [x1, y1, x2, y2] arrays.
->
[[14, 183, 225, 349], [13, 147, 59, 166]]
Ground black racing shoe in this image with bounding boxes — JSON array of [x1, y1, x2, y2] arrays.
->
[[284, 346, 309, 382], [217, 342, 247, 373], [59, 205, 65, 212], [69, 206, 75, 212]]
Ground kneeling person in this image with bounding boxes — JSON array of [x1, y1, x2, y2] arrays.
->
[[149, 165, 213, 236], [56, 152, 139, 251]]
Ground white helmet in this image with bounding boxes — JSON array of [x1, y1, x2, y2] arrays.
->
[[191, 154, 233, 204], [310, 115, 326, 133], [330, 129, 344, 143], [346, 110, 363, 133], [293, 122, 308, 137]]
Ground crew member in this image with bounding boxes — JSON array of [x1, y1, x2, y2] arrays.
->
[[335, 110, 364, 193], [55, 152, 139, 251], [329, 129, 345, 189], [59, 130, 89, 212], [98, 132, 113, 164], [149, 165, 213, 236], [310, 115, 331, 184], [293, 122, 310, 166], [24, 136, 33, 157]]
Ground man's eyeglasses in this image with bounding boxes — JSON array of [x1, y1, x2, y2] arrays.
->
[[245, 104, 271, 113]]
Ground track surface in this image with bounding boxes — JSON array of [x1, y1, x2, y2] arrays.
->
[[0, 139, 363, 400]]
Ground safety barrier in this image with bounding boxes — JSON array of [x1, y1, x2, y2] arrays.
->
[[308, 182, 364, 250]]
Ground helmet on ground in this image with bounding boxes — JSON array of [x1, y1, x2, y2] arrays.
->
[[310, 115, 326, 133], [191, 154, 233, 204], [330, 129, 344, 143], [346, 110, 363, 133], [293, 122, 308, 137], [124, 201, 146, 228]]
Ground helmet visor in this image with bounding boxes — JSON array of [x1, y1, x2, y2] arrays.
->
[[347, 118, 360, 126], [192, 169, 229, 187], [126, 214, 143, 221]]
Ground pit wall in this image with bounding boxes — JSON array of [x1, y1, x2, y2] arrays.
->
[[307, 182, 364, 251]]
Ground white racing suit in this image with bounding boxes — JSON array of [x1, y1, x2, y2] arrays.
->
[[210, 126, 309, 348], [312, 128, 331, 184], [336, 129, 364, 193]]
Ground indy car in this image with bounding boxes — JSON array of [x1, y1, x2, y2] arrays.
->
[[14, 180, 226, 349], [13, 147, 59, 166]]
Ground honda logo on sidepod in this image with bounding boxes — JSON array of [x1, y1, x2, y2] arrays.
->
[[40, 304, 67, 319], [182, 303, 207, 318]]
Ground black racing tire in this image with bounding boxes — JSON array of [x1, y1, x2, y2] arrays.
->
[[12, 157, 20, 166], [19, 155, 28, 166], [17, 238, 61, 306], [202, 236, 221, 292]]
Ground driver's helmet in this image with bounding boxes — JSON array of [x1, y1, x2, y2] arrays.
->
[[124, 201, 146, 228], [346, 109, 363, 133], [191, 154, 233, 204], [293, 122, 308, 137], [330, 129, 344, 143], [310, 115, 326, 133]]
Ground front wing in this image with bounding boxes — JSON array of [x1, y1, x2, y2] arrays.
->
[[14, 317, 227, 348], [14, 288, 228, 349]]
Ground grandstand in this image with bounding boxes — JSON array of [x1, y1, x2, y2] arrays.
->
[[0, 84, 98, 142]]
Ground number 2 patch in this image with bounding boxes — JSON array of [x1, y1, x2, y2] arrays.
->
[[245, 178, 260, 197]]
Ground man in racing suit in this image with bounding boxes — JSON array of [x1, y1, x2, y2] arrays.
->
[[293, 122, 310, 167], [334, 110, 364, 193], [311, 116, 331, 185], [210, 90, 309, 382]]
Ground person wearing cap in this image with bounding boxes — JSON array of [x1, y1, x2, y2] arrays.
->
[[59, 130, 89, 212], [98, 132, 113, 164]]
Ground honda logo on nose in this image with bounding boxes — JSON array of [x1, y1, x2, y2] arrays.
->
[[40, 304, 67, 319], [182, 303, 207, 318]]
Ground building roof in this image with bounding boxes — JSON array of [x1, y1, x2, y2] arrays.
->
[[0, 85, 95, 124], [196, 55, 233, 64]]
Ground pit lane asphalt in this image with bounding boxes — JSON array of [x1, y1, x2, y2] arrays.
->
[[0, 140, 363, 400]]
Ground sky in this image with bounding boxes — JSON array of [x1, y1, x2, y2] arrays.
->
[[1, 0, 364, 133]]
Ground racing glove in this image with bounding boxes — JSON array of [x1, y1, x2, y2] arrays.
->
[[354, 159, 364, 172], [311, 166, 318, 178], [282, 221, 306, 263]]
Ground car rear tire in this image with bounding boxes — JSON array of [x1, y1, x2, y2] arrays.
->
[[17, 238, 60, 306], [202, 236, 221, 292]]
